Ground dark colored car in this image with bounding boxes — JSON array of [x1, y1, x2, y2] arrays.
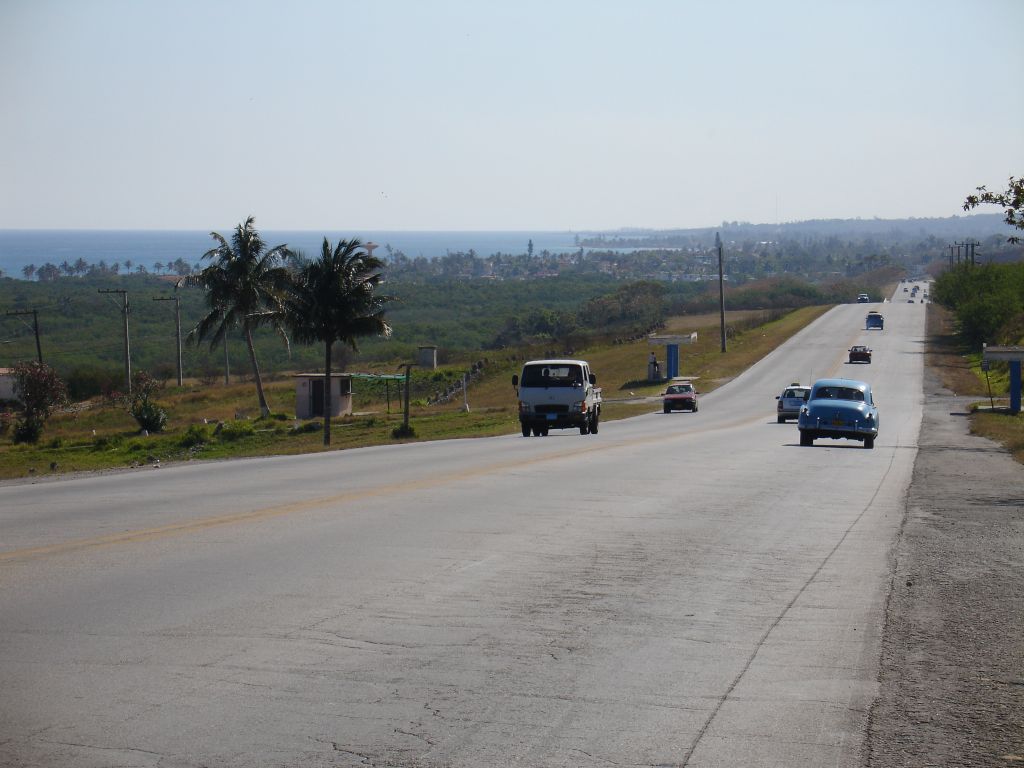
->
[[663, 381, 698, 413], [848, 345, 872, 364], [865, 311, 884, 330]]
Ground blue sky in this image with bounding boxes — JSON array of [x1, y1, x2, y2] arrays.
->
[[1, 0, 1022, 231]]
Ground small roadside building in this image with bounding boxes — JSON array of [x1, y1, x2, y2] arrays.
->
[[0, 368, 16, 402], [982, 345, 1023, 414], [293, 373, 353, 419]]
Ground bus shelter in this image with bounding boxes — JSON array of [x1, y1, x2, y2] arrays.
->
[[982, 345, 1023, 414]]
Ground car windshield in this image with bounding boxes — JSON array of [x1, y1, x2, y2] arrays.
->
[[666, 384, 692, 394], [520, 364, 583, 387]]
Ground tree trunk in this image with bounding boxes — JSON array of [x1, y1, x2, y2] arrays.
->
[[243, 324, 270, 417], [323, 339, 333, 446]]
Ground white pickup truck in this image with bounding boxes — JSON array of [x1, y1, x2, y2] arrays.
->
[[512, 359, 602, 437]]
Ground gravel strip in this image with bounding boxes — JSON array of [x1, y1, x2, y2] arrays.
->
[[865, 367, 1024, 766]]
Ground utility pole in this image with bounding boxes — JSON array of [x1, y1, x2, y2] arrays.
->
[[398, 363, 415, 435], [223, 311, 230, 385], [99, 289, 131, 396], [6, 309, 43, 363], [716, 232, 727, 353], [152, 292, 183, 386]]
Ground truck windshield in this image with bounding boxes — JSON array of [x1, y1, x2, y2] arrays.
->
[[521, 364, 583, 387]]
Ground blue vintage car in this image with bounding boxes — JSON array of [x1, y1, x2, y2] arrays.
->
[[798, 378, 879, 449]]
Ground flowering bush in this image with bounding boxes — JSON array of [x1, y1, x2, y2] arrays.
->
[[12, 361, 68, 444]]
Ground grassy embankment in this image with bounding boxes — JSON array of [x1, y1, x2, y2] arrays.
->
[[926, 303, 1023, 464], [0, 305, 829, 480]]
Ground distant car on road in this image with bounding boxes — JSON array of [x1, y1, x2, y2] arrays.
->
[[663, 381, 698, 413], [776, 384, 810, 423], [856, 293, 870, 303], [798, 378, 879, 449], [865, 311, 884, 330], [848, 345, 872, 364]]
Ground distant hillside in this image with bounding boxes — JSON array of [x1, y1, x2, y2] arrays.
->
[[576, 213, 1014, 248]]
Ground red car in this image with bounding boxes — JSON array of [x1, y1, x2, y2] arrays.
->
[[663, 381, 699, 412]]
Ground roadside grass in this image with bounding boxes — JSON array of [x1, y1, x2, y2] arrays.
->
[[926, 303, 1024, 465], [0, 305, 828, 480]]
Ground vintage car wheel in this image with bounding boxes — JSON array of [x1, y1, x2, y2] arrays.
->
[[799, 431, 814, 447]]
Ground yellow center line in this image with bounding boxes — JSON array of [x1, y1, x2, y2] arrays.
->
[[0, 396, 801, 564]]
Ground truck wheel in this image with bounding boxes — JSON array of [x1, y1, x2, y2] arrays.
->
[[521, 423, 530, 437], [589, 410, 599, 434], [531, 426, 541, 437], [799, 431, 813, 447], [540, 427, 549, 436]]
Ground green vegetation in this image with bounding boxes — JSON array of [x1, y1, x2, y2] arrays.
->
[[190, 217, 298, 416], [283, 238, 392, 445], [0, 307, 825, 480], [963, 175, 1024, 244], [931, 262, 1024, 348], [9, 361, 68, 443]]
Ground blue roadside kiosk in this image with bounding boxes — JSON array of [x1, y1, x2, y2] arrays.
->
[[647, 333, 698, 381], [982, 344, 1023, 414]]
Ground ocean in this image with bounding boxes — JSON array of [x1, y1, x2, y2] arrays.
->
[[0, 229, 584, 278]]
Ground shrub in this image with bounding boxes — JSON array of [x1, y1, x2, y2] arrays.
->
[[66, 367, 122, 401], [93, 434, 124, 451], [215, 420, 255, 441], [131, 400, 168, 433], [125, 370, 168, 433], [11, 361, 68, 444], [179, 423, 209, 448], [391, 423, 416, 438], [13, 419, 43, 444]]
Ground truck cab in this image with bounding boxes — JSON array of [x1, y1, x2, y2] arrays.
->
[[512, 359, 601, 436]]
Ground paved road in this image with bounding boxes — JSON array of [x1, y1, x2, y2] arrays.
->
[[0, 293, 928, 767]]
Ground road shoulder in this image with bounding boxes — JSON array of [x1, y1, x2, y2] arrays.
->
[[864, 366, 1024, 766]]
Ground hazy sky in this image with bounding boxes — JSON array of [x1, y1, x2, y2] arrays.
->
[[2, 0, 1022, 232]]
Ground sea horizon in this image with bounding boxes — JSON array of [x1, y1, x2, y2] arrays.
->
[[0, 228, 586, 278]]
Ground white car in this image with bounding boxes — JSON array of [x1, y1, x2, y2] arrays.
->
[[776, 384, 810, 423]]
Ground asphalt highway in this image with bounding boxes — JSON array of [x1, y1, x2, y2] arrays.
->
[[0, 288, 929, 767]]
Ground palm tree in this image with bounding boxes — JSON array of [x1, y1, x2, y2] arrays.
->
[[285, 238, 391, 445], [189, 216, 293, 417]]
